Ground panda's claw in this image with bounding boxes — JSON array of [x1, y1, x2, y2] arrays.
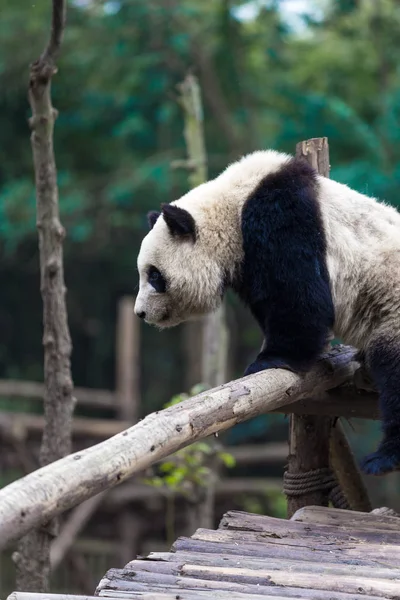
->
[[361, 442, 400, 476]]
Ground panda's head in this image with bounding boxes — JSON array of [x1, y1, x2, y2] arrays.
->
[[134, 202, 228, 328]]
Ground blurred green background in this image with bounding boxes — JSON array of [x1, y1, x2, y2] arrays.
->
[[1, 0, 400, 502]]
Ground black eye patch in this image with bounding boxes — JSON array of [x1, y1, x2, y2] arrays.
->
[[148, 266, 166, 293]]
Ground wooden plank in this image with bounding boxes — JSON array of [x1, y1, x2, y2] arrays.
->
[[292, 506, 400, 532], [8, 595, 135, 600], [115, 296, 141, 566], [97, 568, 392, 599], [173, 535, 400, 567], [99, 592, 307, 600], [180, 563, 400, 597], [330, 423, 372, 512], [116, 296, 140, 424], [195, 524, 400, 552], [98, 588, 387, 600], [150, 546, 378, 567], [125, 553, 400, 580], [220, 510, 400, 543]]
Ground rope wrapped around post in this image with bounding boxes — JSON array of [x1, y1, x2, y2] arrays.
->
[[283, 467, 350, 510]]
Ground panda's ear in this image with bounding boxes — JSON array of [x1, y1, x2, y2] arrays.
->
[[161, 204, 196, 241], [147, 211, 161, 230]]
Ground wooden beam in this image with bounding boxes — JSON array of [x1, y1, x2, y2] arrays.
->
[[329, 421, 372, 512], [0, 344, 358, 549], [116, 296, 140, 423]]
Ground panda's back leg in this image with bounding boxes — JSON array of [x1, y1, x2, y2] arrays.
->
[[360, 332, 400, 476]]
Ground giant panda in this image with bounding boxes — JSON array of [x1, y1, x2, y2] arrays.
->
[[134, 149, 400, 477]]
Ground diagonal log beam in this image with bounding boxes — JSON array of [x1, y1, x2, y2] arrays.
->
[[0, 346, 359, 550]]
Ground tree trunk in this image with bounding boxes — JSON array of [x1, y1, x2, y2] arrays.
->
[[14, 0, 75, 591]]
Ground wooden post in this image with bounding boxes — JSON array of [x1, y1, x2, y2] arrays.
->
[[330, 420, 372, 512], [115, 296, 141, 565], [286, 138, 372, 516], [116, 296, 140, 423], [286, 138, 332, 517]]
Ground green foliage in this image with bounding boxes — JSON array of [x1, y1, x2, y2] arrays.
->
[[143, 385, 236, 497]]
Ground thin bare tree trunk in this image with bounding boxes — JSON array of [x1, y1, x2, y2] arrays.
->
[[13, 0, 75, 591], [176, 74, 228, 532]]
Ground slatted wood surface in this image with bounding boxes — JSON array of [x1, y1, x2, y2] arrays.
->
[[95, 506, 400, 600]]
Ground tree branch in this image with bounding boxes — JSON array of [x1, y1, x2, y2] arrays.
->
[[0, 346, 359, 550], [41, 0, 66, 65]]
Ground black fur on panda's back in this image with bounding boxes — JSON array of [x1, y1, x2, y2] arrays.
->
[[232, 157, 334, 373]]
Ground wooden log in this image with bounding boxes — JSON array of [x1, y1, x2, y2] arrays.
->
[[216, 512, 400, 545], [116, 296, 141, 565], [291, 505, 400, 531], [287, 137, 333, 517], [144, 547, 388, 570], [8, 596, 135, 600], [0, 345, 358, 549], [98, 566, 396, 599], [180, 563, 400, 597], [193, 526, 400, 557], [330, 422, 372, 512], [116, 296, 140, 424], [8, 593, 304, 600], [125, 553, 400, 580], [172, 535, 400, 565], [286, 414, 332, 515]]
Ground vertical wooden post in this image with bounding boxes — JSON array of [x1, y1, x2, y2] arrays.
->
[[286, 138, 372, 516], [330, 420, 372, 512], [116, 296, 141, 565], [116, 296, 140, 423], [286, 138, 332, 517]]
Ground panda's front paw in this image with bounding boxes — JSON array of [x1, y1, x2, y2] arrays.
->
[[244, 357, 295, 377], [361, 439, 400, 476]]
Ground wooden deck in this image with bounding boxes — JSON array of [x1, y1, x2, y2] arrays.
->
[[96, 506, 400, 600]]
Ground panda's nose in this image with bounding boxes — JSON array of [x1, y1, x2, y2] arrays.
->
[[136, 311, 146, 320]]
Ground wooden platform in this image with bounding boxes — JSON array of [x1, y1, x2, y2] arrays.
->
[[96, 506, 400, 600]]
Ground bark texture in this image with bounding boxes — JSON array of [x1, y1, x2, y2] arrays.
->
[[14, 0, 75, 591]]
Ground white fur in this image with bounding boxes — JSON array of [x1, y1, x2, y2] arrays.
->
[[135, 150, 400, 351]]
